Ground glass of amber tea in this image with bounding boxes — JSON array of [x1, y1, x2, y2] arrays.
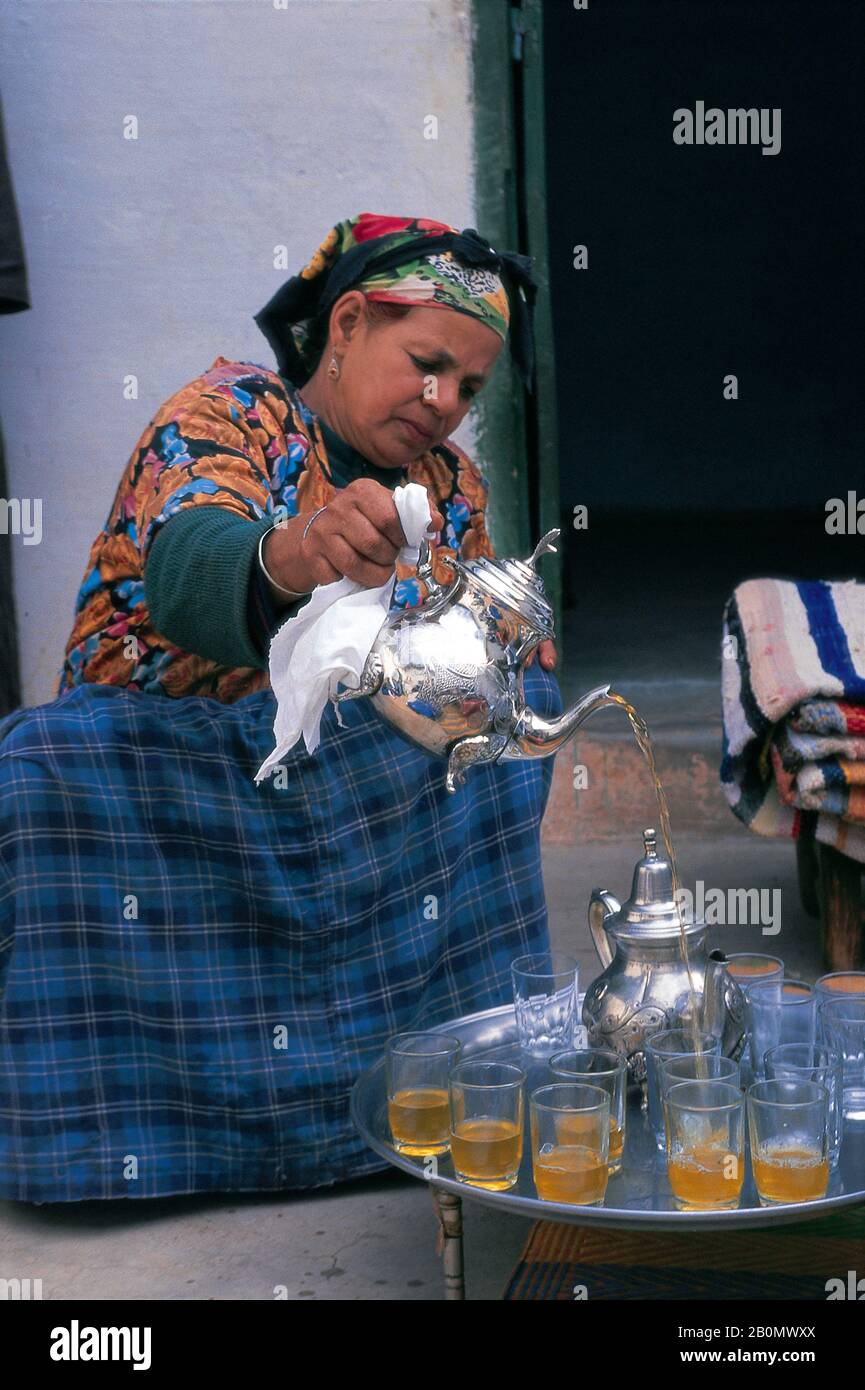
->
[[530, 1083, 610, 1206], [386, 1032, 462, 1156], [816, 971, 865, 998], [726, 953, 784, 991], [448, 1061, 525, 1190], [747, 1078, 830, 1206], [666, 1080, 745, 1211], [548, 1048, 627, 1174]]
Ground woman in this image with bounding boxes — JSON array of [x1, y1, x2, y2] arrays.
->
[[0, 213, 562, 1202], [58, 211, 557, 700]]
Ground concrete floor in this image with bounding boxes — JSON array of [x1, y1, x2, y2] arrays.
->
[[0, 1164, 530, 1302]]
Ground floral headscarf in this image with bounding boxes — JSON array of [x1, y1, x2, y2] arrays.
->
[[255, 212, 538, 390]]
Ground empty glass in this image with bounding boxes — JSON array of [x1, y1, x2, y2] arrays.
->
[[448, 1060, 525, 1190], [747, 978, 816, 1080], [819, 997, 865, 1122], [815, 972, 865, 1035], [765, 1042, 844, 1170], [511, 952, 579, 1057], [666, 1080, 745, 1211], [645, 1029, 721, 1152], [386, 1032, 462, 1155], [726, 955, 784, 1086], [549, 1048, 627, 1174], [748, 1078, 830, 1206], [530, 1082, 610, 1206]]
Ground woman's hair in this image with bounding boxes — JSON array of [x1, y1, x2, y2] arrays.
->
[[300, 295, 413, 379]]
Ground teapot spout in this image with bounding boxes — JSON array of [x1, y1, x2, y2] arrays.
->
[[699, 950, 747, 1059], [499, 684, 616, 762], [701, 951, 729, 1039]]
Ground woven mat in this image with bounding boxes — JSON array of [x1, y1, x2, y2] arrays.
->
[[504, 1204, 865, 1300]]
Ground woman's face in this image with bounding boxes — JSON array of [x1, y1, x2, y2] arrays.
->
[[321, 293, 504, 468]]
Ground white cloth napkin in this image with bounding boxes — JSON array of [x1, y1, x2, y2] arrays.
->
[[255, 482, 435, 780]]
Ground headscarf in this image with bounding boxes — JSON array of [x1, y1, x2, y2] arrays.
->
[[254, 212, 538, 391]]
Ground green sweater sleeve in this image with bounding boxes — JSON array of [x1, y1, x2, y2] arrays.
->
[[144, 505, 276, 669]]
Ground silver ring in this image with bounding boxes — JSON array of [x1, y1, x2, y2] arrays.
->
[[302, 505, 327, 542]]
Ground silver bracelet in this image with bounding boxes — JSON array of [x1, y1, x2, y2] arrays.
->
[[257, 527, 311, 600], [302, 504, 327, 541]]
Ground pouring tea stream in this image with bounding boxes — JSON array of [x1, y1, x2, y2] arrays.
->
[[332, 526, 744, 1068]]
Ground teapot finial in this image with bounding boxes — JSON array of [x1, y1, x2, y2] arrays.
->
[[526, 528, 560, 568]]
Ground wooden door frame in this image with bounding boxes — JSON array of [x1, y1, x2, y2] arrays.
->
[[471, 0, 563, 645]]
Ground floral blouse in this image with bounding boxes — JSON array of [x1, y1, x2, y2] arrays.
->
[[58, 356, 496, 703]]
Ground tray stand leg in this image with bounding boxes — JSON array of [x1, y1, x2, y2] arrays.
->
[[430, 1185, 465, 1301]]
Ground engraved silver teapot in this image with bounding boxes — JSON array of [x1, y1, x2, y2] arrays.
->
[[583, 829, 747, 1086], [331, 528, 616, 793]]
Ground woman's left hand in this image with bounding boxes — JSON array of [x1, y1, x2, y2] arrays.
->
[[526, 639, 557, 670]]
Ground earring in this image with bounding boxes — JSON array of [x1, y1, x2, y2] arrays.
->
[[327, 352, 340, 381]]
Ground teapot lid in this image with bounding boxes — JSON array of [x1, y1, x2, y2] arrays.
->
[[456, 529, 558, 640], [615, 828, 702, 938]]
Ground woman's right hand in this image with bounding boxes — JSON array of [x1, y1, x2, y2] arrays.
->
[[263, 478, 444, 597]]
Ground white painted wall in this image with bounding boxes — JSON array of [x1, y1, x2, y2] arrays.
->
[[0, 0, 479, 705]]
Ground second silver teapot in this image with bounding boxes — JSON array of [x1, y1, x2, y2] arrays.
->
[[583, 829, 747, 1086], [331, 527, 616, 793]]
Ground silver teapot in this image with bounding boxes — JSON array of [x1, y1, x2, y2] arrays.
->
[[331, 528, 616, 793], [583, 829, 747, 1085]]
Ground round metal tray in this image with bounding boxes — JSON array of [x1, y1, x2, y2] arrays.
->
[[351, 1002, 865, 1230]]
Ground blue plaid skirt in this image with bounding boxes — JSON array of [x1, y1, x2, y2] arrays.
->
[[0, 665, 561, 1202]]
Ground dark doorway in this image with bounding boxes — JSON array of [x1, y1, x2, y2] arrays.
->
[[543, 0, 864, 513], [539, 0, 863, 702]]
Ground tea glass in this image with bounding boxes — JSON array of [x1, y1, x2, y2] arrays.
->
[[511, 952, 579, 1057], [747, 1078, 830, 1206], [386, 1032, 461, 1155], [765, 1042, 844, 1169], [815, 971, 865, 1012], [548, 1048, 627, 1174], [818, 997, 865, 1122], [726, 953, 785, 991], [661, 1054, 739, 1150], [448, 1061, 525, 1190], [747, 978, 816, 1081], [665, 1080, 745, 1211], [725, 955, 784, 1085], [530, 1082, 610, 1206], [645, 1029, 721, 1152]]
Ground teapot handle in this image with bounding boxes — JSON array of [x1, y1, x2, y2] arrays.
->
[[588, 889, 620, 970], [415, 537, 436, 590], [416, 536, 452, 600], [411, 538, 460, 618]]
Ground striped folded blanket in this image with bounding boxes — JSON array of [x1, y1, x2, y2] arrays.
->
[[721, 578, 865, 864]]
